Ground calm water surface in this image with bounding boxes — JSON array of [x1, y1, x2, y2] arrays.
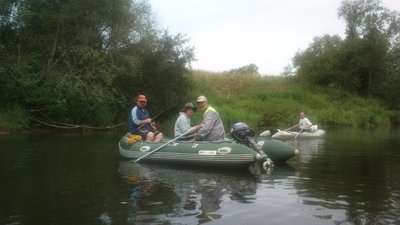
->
[[0, 128, 399, 225]]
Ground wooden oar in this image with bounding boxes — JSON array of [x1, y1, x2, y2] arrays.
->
[[135, 126, 199, 163]]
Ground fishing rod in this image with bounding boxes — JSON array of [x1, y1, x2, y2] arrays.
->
[[151, 103, 177, 121], [136, 99, 182, 129]]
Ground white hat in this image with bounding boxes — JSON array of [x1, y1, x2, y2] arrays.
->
[[196, 95, 207, 102]]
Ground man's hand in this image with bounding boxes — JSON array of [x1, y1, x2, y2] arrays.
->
[[142, 118, 152, 124]]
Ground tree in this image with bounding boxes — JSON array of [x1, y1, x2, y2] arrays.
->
[[0, 0, 194, 127], [375, 39, 400, 109], [228, 63, 260, 75], [293, 35, 357, 90], [293, 0, 400, 108], [338, 0, 398, 96]]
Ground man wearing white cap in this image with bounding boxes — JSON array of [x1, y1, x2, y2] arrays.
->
[[195, 96, 225, 141]]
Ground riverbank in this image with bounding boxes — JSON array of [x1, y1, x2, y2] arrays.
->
[[182, 70, 399, 128], [1, 70, 399, 133]]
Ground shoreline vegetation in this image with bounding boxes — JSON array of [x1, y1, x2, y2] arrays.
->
[[171, 70, 399, 131], [1, 0, 399, 134], [1, 70, 399, 134]]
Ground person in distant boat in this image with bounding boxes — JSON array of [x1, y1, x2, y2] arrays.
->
[[288, 111, 312, 132], [128, 94, 163, 142], [195, 96, 225, 141], [174, 102, 201, 141]]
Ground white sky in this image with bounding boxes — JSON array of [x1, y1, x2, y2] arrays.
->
[[149, 0, 400, 75]]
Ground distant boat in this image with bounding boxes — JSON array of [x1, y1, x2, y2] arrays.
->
[[261, 129, 326, 140]]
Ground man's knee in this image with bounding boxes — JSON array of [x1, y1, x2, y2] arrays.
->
[[146, 132, 155, 141], [155, 132, 163, 141]]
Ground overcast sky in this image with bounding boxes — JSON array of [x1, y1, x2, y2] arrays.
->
[[149, 0, 400, 75]]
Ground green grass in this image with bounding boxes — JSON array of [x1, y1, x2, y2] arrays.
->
[[179, 70, 393, 129], [1, 69, 396, 132]]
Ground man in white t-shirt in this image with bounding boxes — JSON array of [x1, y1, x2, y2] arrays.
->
[[288, 112, 312, 132]]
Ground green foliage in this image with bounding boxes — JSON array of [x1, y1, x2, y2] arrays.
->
[[227, 63, 260, 75], [0, 0, 194, 130], [338, 0, 400, 39], [136, 32, 194, 109], [183, 71, 393, 129], [294, 0, 400, 106], [0, 106, 29, 132], [1, 0, 398, 132], [293, 35, 352, 89]]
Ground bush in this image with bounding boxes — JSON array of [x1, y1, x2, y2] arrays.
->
[[185, 71, 394, 129], [0, 106, 29, 132]]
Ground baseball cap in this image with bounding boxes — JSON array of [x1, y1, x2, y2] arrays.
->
[[196, 95, 207, 102]]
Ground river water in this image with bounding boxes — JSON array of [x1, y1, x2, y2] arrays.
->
[[0, 127, 399, 225]]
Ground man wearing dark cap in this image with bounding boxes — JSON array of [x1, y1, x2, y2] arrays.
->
[[174, 102, 200, 141], [128, 94, 163, 142]]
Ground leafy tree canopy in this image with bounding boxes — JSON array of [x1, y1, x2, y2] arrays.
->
[[0, 0, 194, 127], [293, 0, 400, 108], [227, 63, 260, 75]]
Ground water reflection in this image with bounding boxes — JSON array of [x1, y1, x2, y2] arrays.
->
[[291, 128, 400, 225], [269, 137, 325, 168], [118, 161, 259, 224], [2, 129, 400, 225], [292, 138, 325, 165]]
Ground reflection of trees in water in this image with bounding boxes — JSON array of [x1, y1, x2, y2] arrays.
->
[[229, 178, 258, 203], [197, 183, 223, 223], [118, 161, 259, 224], [291, 129, 400, 225]]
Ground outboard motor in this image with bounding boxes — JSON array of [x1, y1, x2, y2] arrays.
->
[[230, 122, 255, 143], [230, 122, 273, 169]]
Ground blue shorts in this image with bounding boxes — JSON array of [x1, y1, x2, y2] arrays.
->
[[138, 128, 161, 140]]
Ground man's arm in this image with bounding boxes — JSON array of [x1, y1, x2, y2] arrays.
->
[[195, 111, 217, 140]]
